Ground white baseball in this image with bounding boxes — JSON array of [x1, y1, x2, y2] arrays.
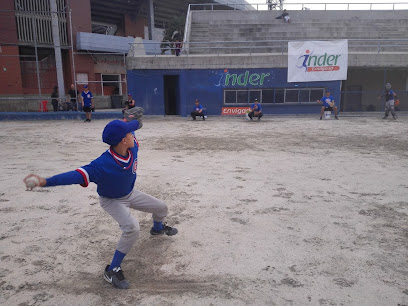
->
[[26, 176, 40, 190]]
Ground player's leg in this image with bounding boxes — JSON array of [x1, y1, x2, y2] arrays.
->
[[128, 190, 177, 236], [333, 106, 339, 119], [191, 111, 196, 120], [389, 101, 397, 119], [258, 112, 263, 121], [320, 106, 325, 119], [248, 111, 254, 120], [383, 101, 390, 119], [99, 196, 140, 289], [84, 107, 91, 122]]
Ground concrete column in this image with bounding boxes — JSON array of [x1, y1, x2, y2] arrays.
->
[[50, 0, 65, 98], [147, 0, 154, 40]]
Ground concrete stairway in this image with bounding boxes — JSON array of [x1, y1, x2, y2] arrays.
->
[[187, 10, 408, 54]]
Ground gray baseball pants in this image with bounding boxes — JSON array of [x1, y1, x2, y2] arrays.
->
[[384, 99, 396, 117], [99, 189, 168, 254]]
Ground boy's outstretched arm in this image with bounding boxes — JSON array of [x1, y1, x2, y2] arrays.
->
[[24, 170, 85, 190]]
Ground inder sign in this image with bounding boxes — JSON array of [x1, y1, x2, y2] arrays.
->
[[288, 40, 348, 82]]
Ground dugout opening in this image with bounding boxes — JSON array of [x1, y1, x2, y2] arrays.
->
[[163, 75, 180, 115]]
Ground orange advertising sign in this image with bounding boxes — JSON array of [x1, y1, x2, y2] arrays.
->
[[221, 107, 251, 115]]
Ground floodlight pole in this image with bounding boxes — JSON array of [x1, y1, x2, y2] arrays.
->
[[31, 16, 43, 111], [147, 0, 154, 40], [50, 0, 65, 100]]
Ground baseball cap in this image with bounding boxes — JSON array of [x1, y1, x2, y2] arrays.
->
[[83, 85, 88, 88], [128, 93, 132, 96], [102, 120, 140, 146]]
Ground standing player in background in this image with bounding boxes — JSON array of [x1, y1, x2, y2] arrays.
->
[[191, 99, 205, 120], [379, 83, 398, 120], [23, 114, 178, 290], [317, 90, 339, 120], [67, 84, 79, 111], [81, 85, 94, 122], [248, 98, 263, 121]]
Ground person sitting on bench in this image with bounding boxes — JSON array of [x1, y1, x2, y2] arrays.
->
[[248, 98, 263, 121], [191, 99, 205, 120]]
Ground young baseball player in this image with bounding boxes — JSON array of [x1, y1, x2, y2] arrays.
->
[[191, 99, 205, 120], [379, 83, 398, 120], [23, 118, 177, 290], [317, 90, 339, 120], [248, 98, 263, 121], [81, 85, 94, 122]]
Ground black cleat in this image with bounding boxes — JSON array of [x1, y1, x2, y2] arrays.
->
[[150, 223, 178, 236], [104, 265, 130, 289], [335, 115, 339, 120]]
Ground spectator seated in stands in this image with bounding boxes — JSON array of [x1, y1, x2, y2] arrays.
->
[[276, 9, 291, 23]]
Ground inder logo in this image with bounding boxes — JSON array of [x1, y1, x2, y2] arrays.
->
[[210, 69, 271, 87], [296, 49, 341, 72]]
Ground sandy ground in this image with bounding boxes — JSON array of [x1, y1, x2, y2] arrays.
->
[[0, 115, 407, 306]]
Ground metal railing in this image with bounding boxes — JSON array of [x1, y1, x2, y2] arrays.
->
[[189, 2, 408, 11], [129, 39, 408, 56], [182, 4, 193, 55], [14, 0, 68, 46]]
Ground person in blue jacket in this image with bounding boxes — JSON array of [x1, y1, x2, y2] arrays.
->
[[191, 99, 205, 120], [23, 119, 177, 290], [317, 90, 339, 120], [248, 98, 263, 121]]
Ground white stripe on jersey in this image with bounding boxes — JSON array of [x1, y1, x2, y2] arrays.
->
[[108, 148, 131, 163], [76, 167, 90, 186]]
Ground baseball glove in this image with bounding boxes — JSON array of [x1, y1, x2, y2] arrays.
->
[[124, 106, 143, 121]]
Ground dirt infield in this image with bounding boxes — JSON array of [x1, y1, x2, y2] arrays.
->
[[0, 116, 407, 305]]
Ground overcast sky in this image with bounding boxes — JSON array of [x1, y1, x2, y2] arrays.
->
[[245, 0, 408, 10]]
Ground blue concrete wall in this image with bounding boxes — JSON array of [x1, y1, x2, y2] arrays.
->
[[127, 68, 341, 116]]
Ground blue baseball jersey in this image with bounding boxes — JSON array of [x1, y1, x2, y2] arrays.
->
[[45, 134, 139, 199], [385, 90, 395, 101], [320, 96, 335, 108], [82, 91, 93, 107], [251, 103, 262, 112], [193, 104, 203, 111]]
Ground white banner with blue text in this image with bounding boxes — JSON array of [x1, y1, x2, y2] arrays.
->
[[288, 40, 348, 83]]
